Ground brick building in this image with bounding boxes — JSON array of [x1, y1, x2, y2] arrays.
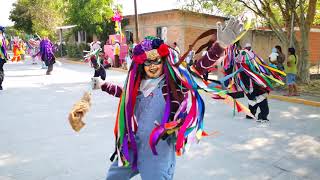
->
[[124, 9, 227, 58], [124, 9, 320, 64]]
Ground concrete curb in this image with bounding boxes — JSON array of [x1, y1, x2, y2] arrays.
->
[[269, 94, 320, 107], [58, 58, 128, 73]]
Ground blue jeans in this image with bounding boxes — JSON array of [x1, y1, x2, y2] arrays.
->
[[286, 73, 296, 85]]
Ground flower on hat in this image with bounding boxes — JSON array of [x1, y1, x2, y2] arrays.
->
[[157, 44, 169, 57], [152, 39, 164, 49], [141, 39, 153, 51], [132, 37, 169, 64], [133, 52, 147, 65], [133, 44, 144, 56]]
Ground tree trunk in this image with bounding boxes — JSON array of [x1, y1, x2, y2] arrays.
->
[[298, 30, 310, 83]]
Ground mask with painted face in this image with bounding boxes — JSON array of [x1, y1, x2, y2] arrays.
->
[[143, 58, 164, 79]]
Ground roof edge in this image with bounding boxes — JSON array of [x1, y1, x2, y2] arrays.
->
[[123, 9, 228, 20]]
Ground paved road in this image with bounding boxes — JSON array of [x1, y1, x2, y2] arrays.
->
[[1, 59, 320, 180]]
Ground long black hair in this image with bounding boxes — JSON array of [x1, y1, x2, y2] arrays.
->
[[288, 47, 297, 64], [275, 45, 282, 53]]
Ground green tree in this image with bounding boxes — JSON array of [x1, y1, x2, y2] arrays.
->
[[314, 1, 320, 24], [66, 0, 114, 39], [181, 0, 319, 83], [9, 0, 65, 39], [9, 0, 33, 34]]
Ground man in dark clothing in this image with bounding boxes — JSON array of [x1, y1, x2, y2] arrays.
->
[[0, 26, 9, 90], [90, 55, 106, 80], [241, 72, 270, 122]]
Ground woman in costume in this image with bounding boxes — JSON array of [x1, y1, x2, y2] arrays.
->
[[37, 36, 55, 75], [27, 34, 41, 65], [0, 26, 9, 90], [91, 18, 246, 180], [11, 38, 21, 62], [19, 39, 26, 61]]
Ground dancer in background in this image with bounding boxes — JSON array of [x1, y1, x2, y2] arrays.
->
[[37, 36, 55, 75], [27, 34, 41, 64], [11, 38, 21, 62], [0, 26, 10, 90]]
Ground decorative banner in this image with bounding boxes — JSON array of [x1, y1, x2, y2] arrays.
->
[[112, 6, 123, 35]]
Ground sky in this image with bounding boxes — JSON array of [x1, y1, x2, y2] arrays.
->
[[0, 0, 181, 27], [118, 0, 181, 15], [0, 0, 17, 26]]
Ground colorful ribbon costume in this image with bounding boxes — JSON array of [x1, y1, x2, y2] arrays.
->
[[102, 32, 286, 170]]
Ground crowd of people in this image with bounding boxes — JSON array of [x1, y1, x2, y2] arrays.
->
[[0, 26, 57, 90]]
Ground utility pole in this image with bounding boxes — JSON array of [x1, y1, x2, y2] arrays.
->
[[134, 0, 139, 43]]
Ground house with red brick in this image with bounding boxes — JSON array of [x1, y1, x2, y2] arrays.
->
[[124, 9, 227, 58], [124, 9, 320, 65]]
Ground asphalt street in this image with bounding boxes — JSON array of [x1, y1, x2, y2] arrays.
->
[[0, 59, 320, 180]]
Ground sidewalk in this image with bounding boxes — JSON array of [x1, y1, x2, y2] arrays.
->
[[269, 90, 320, 107], [57, 57, 128, 73], [59, 57, 320, 107]]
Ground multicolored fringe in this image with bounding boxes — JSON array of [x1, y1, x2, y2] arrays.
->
[[113, 43, 285, 170], [222, 45, 286, 94]]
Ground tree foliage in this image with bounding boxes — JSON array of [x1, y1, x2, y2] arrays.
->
[[181, 0, 319, 83], [9, 0, 65, 39], [314, 1, 320, 25], [66, 0, 114, 39], [179, 0, 245, 17], [9, 0, 33, 34]]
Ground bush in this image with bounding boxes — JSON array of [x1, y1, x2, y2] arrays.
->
[[54, 44, 67, 57], [66, 43, 90, 58]]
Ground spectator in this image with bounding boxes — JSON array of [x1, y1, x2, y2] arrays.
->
[[284, 47, 299, 96], [275, 45, 285, 70], [173, 42, 180, 54], [268, 47, 279, 65], [114, 40, 120, 67]]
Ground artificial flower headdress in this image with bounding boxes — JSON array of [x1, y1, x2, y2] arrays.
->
[[132, 36, 169, 64]]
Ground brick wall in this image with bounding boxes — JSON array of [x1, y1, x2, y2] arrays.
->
[[124, 10, 184, 43], [182, 12, 225, 58], [296, 31, 320, 65], [241, 30, 320, 65], [124, 9, 225, 55]]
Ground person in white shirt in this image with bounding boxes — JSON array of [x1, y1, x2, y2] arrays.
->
[[268, 47, 279, 65], [173, 42, 180, 54]]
